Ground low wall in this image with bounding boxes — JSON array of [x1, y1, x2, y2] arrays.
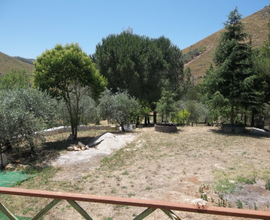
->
[[38, 125, 117, 136], [155, 124, 177, 133]]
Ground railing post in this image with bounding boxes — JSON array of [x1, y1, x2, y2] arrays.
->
[[133, 207, 156, 220], [67, 200, 94, 220], [0, 202, 19, 220], [32, 199, 61, 220]]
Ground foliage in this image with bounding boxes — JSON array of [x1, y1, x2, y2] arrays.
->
[[98, 89, 140, 131], [0, 89, 59, 151], [57, 95, 100, 126], [173, 109, 190, 124], [34, 43, 107, 138], [13, 56, 35, 65], [155, 82, 177, 123], [181, 46, 206, 63], [201, 8, 261, 125], [176, 100, 209, 125], [93, 31, 183, 114], [256, 18, 270, 105], [0, 69, 31, 90]]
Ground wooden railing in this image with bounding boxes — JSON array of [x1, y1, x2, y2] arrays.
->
[[0, 187, 270, 219]]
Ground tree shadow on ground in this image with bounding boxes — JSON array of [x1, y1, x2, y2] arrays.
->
[[208, 127, 270, 139]]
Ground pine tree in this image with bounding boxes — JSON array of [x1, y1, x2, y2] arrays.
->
[[210, 7, 260, 125]]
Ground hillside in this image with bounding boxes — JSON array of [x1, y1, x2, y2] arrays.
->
[[0, 51, 34, 76], [182, 5, 270, 83], [13, 56, 35, 65]]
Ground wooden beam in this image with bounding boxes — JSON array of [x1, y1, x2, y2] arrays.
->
[[0, 187, 270, 219]]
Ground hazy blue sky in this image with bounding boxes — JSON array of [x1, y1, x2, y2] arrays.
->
[[1, 0, 269, 59]]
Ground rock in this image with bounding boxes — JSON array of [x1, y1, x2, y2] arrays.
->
[[0, 153, 8, 169], [81, 146, 85, 151], [17, 164, 30, 169], [78, 142, 84, 146], [85, 145, 89, 150], [5, 163, 15, 171], [67, 146, 74, 151]]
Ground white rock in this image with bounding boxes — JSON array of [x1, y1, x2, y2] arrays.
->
[[67, 146, 74, 151]]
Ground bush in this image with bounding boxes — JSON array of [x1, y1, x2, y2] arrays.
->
[[98, 89, 140, 131], [0, 89, 59, 151]]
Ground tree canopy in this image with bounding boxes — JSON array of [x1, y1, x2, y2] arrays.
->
[[93, 31, 183, 122], [98, 89, 140, 131], [201, 8, 261, 125], [34, 43, 107, 138]]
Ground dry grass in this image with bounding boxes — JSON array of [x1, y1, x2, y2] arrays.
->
[[0, 51, 34, 75], [1, 125, 270, 219]]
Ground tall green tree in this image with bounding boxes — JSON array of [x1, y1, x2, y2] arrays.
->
[[93, 31, 183, 123], [34, 43, 107, 139], [202, 8, 260, 125]]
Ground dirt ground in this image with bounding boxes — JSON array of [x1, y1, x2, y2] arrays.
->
[[41, 125, 270, 220]]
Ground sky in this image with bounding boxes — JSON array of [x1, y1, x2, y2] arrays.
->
[[1, 0, 269, 59]]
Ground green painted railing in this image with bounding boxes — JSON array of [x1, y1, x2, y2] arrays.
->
[[0, 187, 270, 219]]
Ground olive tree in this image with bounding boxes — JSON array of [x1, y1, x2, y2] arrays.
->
[[0, 89, 59, 152], [98, 89, 140, 131], [34, 43, 107, 139]]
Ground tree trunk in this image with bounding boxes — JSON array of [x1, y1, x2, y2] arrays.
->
[[244, 114, 247, 127], [153, 111, 157, 124], [147, 117, 150, 124], [251, 108, 255, 127], [121, 124, 125, 132], [230, 105, 234, 126], [136, 116, 140, 127], [144, 117, 147, 126]]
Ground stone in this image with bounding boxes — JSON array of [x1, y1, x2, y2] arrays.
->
[[5, 163, 15, 171], [0, 153, 8, 169], [67, 146, 74, 151], [81, 146, 85, 151], [85, 145, 89, 150], [78, 142, 84, 146]]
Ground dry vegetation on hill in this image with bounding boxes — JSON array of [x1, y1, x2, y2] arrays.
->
[[182, 5, 270, 83], [0, 52, 34, 76]]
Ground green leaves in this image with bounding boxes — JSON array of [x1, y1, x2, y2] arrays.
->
[[34, 43, 107, 138]]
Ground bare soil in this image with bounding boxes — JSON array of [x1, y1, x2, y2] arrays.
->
[[43, 125, 270, 220]]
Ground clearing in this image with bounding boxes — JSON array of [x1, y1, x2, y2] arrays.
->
[[1, 125, 270, 220]]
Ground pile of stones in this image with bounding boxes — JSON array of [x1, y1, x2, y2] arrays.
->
[[67, 142, 90, 151]]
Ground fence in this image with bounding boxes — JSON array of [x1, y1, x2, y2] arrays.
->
[[0, 187, 270, 219]]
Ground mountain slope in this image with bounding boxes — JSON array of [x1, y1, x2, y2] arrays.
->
[[182, 5, 270, 83], [0, 52, 34, 76]]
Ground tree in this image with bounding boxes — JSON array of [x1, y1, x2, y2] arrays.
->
[[0, 89, 59, 152], [0, 69, 31, 90], [202, 8, 261, 126], [155, 81, 177, 123], [98, 89, 140, 131], [93, 31, 183, 123], [34, 43, 107, 139]]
